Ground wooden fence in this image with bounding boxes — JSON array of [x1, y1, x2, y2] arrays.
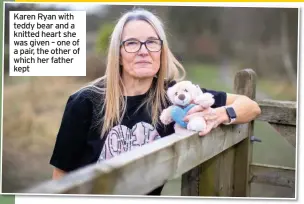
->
[[22, 69, 297, 197]]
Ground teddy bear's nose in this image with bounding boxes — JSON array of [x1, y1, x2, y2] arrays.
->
[[178, 94, 185, 100]]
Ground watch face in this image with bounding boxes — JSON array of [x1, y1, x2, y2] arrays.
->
[[226, 107, 237, 119]]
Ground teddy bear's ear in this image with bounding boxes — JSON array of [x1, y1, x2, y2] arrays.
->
[[168, 80, 177, 88], [167, 83, 177, 102]]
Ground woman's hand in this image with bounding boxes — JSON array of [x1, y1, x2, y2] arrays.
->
[[52, 168, 66, 180], [184, 105, 229, 136]]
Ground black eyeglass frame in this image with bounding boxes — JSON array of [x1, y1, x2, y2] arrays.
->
[[120, 39, 163, 53]]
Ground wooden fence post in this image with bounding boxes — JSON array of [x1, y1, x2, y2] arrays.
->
[[233, 69, 256, 197]]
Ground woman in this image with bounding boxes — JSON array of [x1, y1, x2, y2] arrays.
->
[[50, 8, 261, 195]]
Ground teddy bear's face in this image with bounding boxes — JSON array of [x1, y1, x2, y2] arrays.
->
[[167, 81, 201, 107]]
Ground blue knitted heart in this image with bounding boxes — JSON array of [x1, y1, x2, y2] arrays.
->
[[171, 104, 196, 128]]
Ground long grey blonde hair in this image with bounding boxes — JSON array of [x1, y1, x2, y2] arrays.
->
[[82, 8, 185, 137]]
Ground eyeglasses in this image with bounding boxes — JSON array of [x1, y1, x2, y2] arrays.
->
[[121, 39, 163, 53]]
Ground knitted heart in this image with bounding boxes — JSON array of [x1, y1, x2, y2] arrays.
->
[[171, 104, 196, 128]]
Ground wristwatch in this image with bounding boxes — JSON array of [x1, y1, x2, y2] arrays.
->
[[223, 106, 237, 125]]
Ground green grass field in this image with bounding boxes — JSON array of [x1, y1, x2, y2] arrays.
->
[[186, 63, 233, 93]]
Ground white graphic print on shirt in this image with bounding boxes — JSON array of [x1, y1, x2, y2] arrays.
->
[[97, 122, 161, 162]]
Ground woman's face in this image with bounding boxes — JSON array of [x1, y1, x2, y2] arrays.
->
[[120, 20, 162, 80]]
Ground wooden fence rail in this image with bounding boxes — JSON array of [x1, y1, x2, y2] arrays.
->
[[21, 69, 297, 198], [24, 124, 249, 195]]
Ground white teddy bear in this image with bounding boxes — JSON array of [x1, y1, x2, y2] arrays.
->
[[160, 81, 215, 134]]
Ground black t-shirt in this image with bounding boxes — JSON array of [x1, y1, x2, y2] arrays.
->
[[50, 84, 227, 195]]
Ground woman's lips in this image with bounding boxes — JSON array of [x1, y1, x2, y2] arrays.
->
[[135, 61, 151, 64]]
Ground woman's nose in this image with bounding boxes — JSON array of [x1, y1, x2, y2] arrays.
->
[[138, 44, 149, 55]]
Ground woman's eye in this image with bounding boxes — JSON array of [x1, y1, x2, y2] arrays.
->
[[175, 92, 178, 96], [184, 89, 188, 92], [147, 40, 157, 44], [126, 41, 138, 46]]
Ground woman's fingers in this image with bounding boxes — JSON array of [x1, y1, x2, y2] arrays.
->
[[203, 108, 218, 120], [185, 107, 218, 121], [198, 120, 218, 136], [187, 105, 204, 115], [184, 112, 204, 122], [204, 114, 217, 121], [199, 125, 212, 136]]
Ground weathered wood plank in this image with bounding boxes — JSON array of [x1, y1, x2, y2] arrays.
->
[[256, 100, 296, 126], [23, 124, 249, 195], [198, 156, 217, 196], [216, 148, 235, 196], [269, 123, 296, 147], [199, 146, 235, 196], [250, 163, 295, 189], [233, 68, 256, 197], [181, 164, 200, 196]]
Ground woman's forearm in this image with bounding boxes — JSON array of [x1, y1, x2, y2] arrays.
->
[[221, 93, 261, 124]]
